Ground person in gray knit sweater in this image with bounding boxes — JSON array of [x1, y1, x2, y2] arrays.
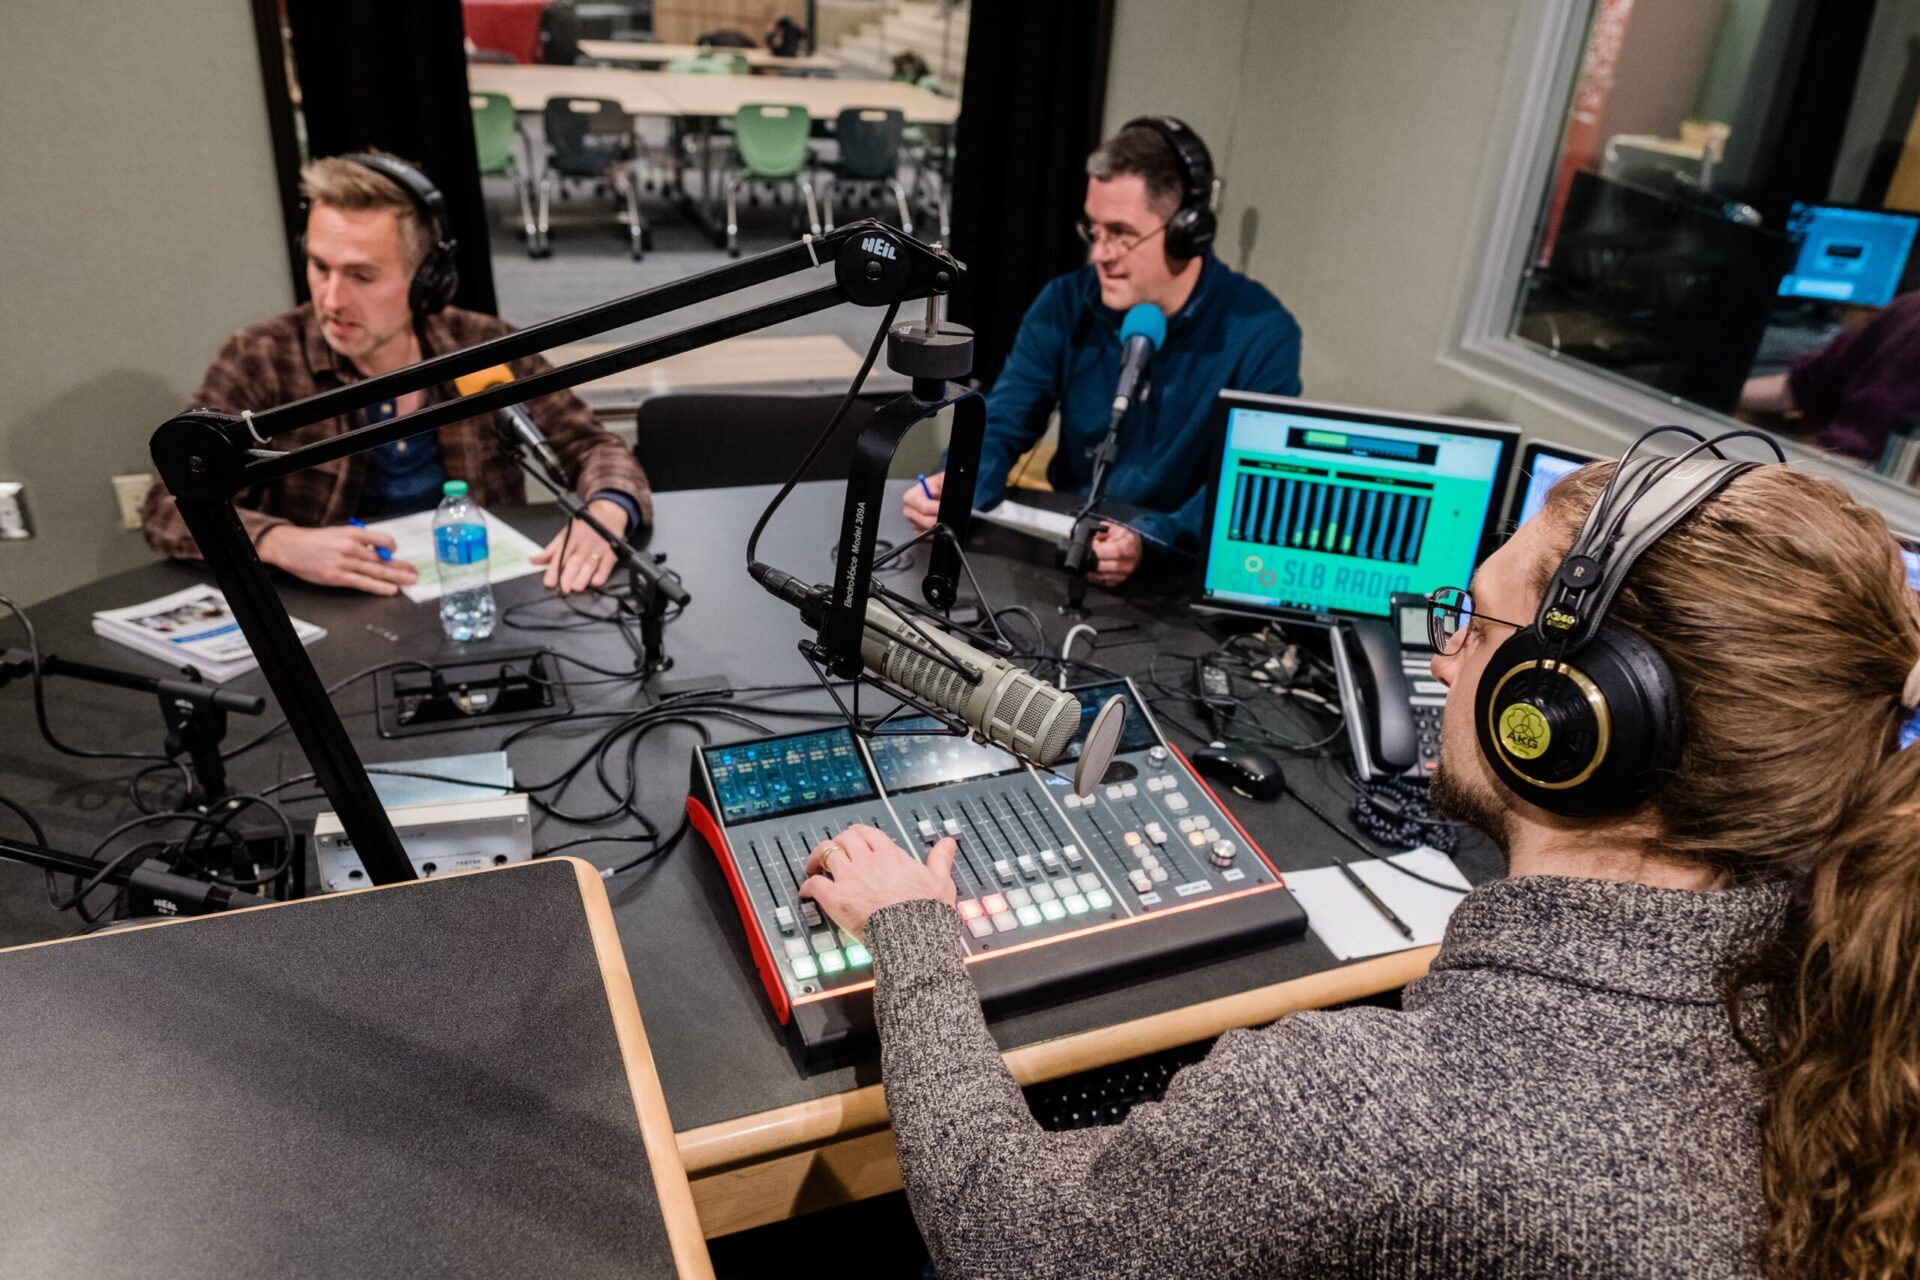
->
[[801, 461, 1920, 1279]]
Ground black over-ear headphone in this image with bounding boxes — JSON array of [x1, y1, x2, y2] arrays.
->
[[1121, 115, 1218, 260], [1473, 427, 1786, 819], [337, 152, 460, 316]]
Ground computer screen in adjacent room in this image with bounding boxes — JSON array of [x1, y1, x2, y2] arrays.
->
[[1200, 394, 1518, 620], [1779, 204, 1920, 309], [1510, 440, 1603, 530]]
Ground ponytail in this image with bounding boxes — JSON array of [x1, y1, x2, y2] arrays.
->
[[1538, 463, 1920, 1276], [1749, 745, 1920, 1278]]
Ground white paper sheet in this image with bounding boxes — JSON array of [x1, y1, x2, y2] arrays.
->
[[971, 499, 1077, 540], [365, 510, 549, 603], [1285, 846, 1473, 961]]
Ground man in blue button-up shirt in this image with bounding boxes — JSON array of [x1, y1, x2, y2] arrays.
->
[[904, 123, 1302, 585]]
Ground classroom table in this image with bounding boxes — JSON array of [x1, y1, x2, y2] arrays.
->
[[0, 481, 1494, 1238], [466, 62, 954, 122], [578, 39, 845, 73]]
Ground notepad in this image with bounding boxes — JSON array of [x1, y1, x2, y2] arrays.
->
[[363, 509, 548, 603], [1285, 847, 1473, 960]]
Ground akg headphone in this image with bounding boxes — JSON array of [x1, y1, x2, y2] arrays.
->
[[1121, 115, 1218, 260], [1473, 427, 1786, 819], [336, 152, 460, 316]]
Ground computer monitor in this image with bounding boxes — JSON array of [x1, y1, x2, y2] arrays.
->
[[1779, 203, 1919, 308], [1509, 440, 1603, 529], [1199, 393, 1519, 620]]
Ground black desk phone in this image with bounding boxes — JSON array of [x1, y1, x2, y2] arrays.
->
[[1330, 592, 1446, 781]]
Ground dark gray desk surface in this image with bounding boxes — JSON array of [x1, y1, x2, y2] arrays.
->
[[0, 481, 1496, 1135], [0, 860, 686, 1279]]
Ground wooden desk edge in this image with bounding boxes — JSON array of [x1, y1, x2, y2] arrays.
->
[[566, 858, 717, 1280], [676, 943, 1440, 1175]]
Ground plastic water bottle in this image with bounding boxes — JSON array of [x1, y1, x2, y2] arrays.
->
[[433, 480, 496, 642]]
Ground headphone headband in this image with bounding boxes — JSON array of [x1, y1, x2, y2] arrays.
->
[[340, 152, 448, 234], [334, 152, 459, 316], [1120, 115, 1215, 215], [1540, 455, 1756, 651], [1117, 115, 1218, 260]]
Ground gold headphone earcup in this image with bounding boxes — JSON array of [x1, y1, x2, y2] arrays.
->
[[1472, 625, 1682, 818]]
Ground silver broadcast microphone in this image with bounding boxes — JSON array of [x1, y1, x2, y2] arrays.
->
[[861, 601, 1129, 796], [861, 598, 1082, 765], [750, 564, 1126, 793]]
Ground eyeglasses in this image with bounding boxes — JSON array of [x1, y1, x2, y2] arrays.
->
[[1427, 586, 1527, 656], [1074, 216, 1168, 255]]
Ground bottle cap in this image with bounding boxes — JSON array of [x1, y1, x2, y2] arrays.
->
[[442, 480, 468, 498]]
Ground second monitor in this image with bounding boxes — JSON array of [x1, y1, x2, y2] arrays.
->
[[1200, 394, 1518, 620]]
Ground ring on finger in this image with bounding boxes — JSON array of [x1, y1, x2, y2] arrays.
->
[[818, 841, 847, 871]]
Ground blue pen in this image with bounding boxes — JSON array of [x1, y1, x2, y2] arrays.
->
[[348, 517, 393, 562], [917, 473, 936, 501]]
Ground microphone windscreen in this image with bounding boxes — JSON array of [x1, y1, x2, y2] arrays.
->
[[453, 364, 515, 397], [1119, 303, 1166, 352]]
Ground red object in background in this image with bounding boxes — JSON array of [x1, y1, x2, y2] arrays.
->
[[1538, 0, 1636, 265], [463, 0, 545, 65]]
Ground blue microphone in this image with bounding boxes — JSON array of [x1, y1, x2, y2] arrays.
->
[[1111, 303, 1166, 419]]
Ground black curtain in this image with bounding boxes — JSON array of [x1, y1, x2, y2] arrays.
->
[[284, 0, 496, 315], [1751, 0, 1878, 203], [947, 0, 1114, 388]]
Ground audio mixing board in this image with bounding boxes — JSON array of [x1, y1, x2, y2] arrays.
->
[[687, 680, 1308, 1056]]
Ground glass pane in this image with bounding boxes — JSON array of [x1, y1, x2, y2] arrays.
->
[[1510, 0, 1920, 490]]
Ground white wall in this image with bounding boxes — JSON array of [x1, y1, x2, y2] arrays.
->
[[0, 0, 292, 605], [1103, 0, 1626, 452]]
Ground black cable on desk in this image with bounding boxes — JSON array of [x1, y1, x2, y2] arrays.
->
[[0, 593, 174, 764], [0, 792, 48, 847], [1285, 774, 1468, 895]]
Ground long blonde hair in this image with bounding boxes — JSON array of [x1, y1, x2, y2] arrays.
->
[[1540, 463, 1920, 1277]]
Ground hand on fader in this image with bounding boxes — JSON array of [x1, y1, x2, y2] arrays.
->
[[800, 824, 957, 944]]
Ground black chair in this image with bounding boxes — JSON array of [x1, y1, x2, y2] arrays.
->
[[539, 1, 581, 63], [533, 96, 646, 259], [632, 393, 886, 491], [824, 108, 910, 234]]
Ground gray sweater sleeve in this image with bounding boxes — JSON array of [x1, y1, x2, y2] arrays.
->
[[865, 898, 1406, 1280]]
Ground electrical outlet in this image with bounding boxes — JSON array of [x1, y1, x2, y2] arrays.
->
[[112, 474, 151, 531], [0, 482, 29, 539]]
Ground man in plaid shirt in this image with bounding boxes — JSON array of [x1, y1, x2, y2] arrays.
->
[[141, 153, 652, 596]]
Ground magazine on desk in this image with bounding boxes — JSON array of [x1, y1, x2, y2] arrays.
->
[[91, 584, 325, 683]]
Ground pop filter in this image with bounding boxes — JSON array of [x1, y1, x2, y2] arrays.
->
[[1073, 696, 1127, 798]]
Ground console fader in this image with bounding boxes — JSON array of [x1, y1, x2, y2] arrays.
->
[[687, 680, 1308, 1055]]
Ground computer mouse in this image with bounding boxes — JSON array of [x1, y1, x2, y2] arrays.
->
[[1189, 745, 1286, 802]]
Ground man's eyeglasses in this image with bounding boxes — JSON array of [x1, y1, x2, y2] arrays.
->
[[1427, 586, 1528, 656], [1074, 217, 1167, 255]]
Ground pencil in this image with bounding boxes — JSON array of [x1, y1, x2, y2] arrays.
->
[[1332, 851, 1414, 940]]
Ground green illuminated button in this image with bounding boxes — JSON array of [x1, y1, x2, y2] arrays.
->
[[791, 955, 819, 981], [845, 943, 872, 968], [1040, 899, 1067, 922], [1064, 894, 1090, 915], [1088, 889, 1113, 910], [1015, 905, 1043, 927], [818, 949, 847, 974]]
